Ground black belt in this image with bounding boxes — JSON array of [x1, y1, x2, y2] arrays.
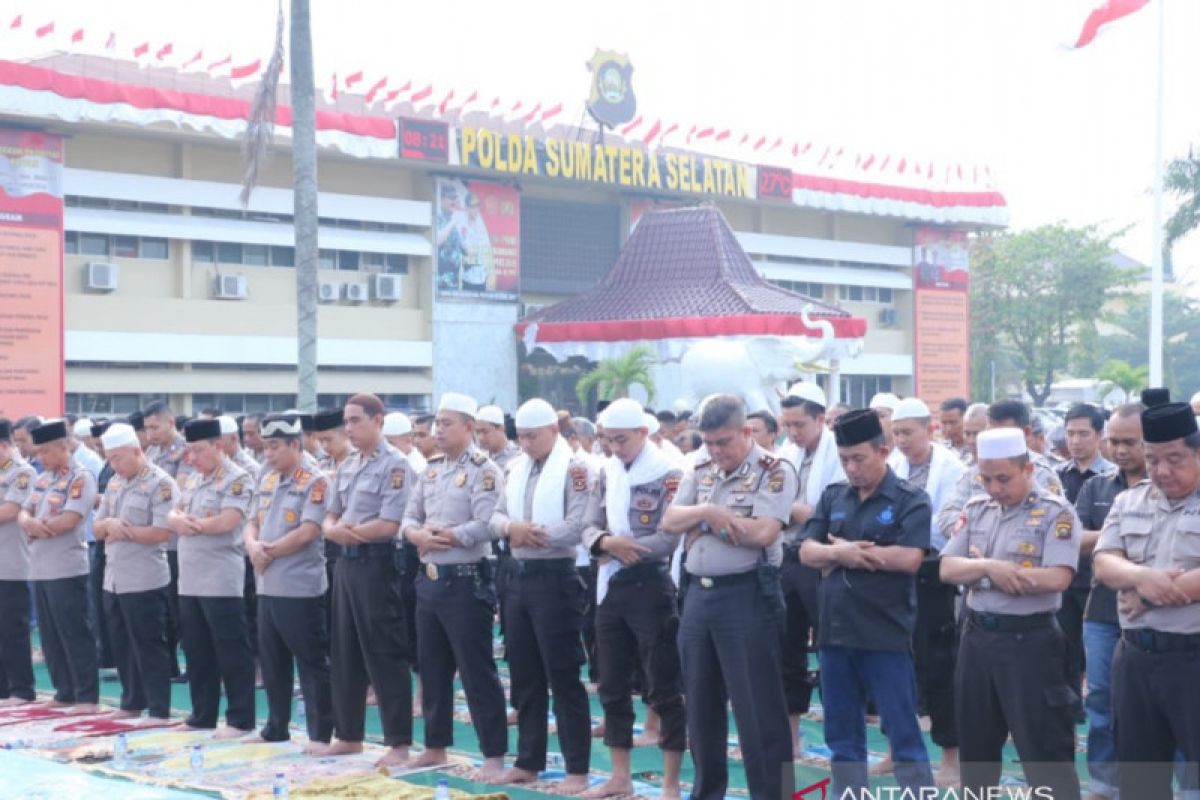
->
[[1123, 628, 1200, 653], [609, 561, 669, 584], [422, 561, 486, 581], [513, 558, 576, 576], [965, 610, 1054, 633], [340, 542, 396, 560], [782, 543, 801, 561], [688, 570, 758, 590]]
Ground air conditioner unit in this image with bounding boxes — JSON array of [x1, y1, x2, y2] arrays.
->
[[318, 282, 340, 303], [85, 261, 118, 292], [878, 307, 898, 327], [342, 283, 369, 304], [214, 274, 248, 300], [371, 274, 402, 302]]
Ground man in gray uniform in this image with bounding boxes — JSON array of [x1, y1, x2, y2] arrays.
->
[[581, 398, 686, 800], [218, 416, 260, 481], [665, 395, 797, 800], [0, 419, 37, 705], [477, 405, 520, 472], [402, 392, 508, 780], [169, 418, 255, 736], [19, 420, 99, 710], [243, 414, 333, 752], [489, 399, 593, 793], [940, 427, 1082, 800]]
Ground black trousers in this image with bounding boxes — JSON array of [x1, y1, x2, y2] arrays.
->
[[322, 542, 339, 646], [955, 617, 1080, 800], [913, 560, 958, 748], [1112, 638, 1200, 800], [330, 554, 411, 746], [578, 562, 599, 684], [104, 587, 172, 717], [781, 549, 820, 716], [679, 575, 792, 800], [416, 568, 507, 757], [90, 543, 114, 668], [258, 595, 334, 743], [1055, 585, 1088, 699], [36, 576, 98, 704], [399, 542, 419, 670], [242, 556, 257, 660], [494, 546, 514, 649], [0, 580, 35, 701], [165, 550, 181, 676], [180, 595, 255, 730], [504, 563, 591, 774], [595, 571, 686, 752]]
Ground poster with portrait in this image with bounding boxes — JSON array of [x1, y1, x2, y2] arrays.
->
[[912, 227, 970, 408], [435, 177, 520, 302]]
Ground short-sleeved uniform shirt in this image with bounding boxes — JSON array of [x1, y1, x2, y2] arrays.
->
[[96, 463, 177, 593], [801, 468, 931, 651], [252, 464, 329, 598], [176, 457, 252, 597], [234, 448, 261, 482], [401, 446, 501, 565], [0, 455, 37, 581], [25, 463, 98, 581], [671, 443, 796, 577], [491, 455, 592, 560], [1095, 481, 1200, 634], [328, 441, 413, 528], [581, 461, 683, 564], [941, 488, 1081, 615]]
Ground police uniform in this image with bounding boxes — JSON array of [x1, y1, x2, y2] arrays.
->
[[24, 422, 100, 706], [96, 459, 178, 719], [581, 448, 687, 758], [941, 483, 1082, 799], [326, 440, 415, 749], [313, 409, 354, 638], [1095, 403, 1200, 800], [234, 447, 261, 481], [674, 441, 796, 800], [175, 442, 255, 731], [490, 440, 593, 777], [936, 454, 1062, 539], [401, 444, 508, 761], [490, 438, 522, 644], [0, 444, 37, 702], [146, 430, 191, 677], [249, 451, 334, 744]]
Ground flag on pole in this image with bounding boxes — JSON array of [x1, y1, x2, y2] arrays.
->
[[230, 59, 261, 80], [365, 76, 388, 104], [9, 15, 21, 30], [207, 54, 231, 74], [182, 49, 203, 70], [541, 103, 563, 123], [642, 119, 663, 146], [620, 116, 643, 137], [383, 80, 412, 108], [35, 21, 54, 38], [104, 32, 116, 52], [133, 42, 150, 59], [410, 84, 433, 104], [70, 29, 83, 44], [1072, 0, 1150, 47], [156, 43, 173, 60], [522, 102, 543, 124], [437, 90, 455, 115], [327, 72, 339, 103], [344, 70, 363, 90]]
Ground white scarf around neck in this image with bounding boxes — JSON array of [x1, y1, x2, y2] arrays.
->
[[504, 436, 572, 525], [597, 442, 676, 604]]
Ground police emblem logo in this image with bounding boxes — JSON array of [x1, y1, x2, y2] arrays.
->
[[16, 473, 29, 490], [767, 471, 785, 494], [284, 510, 298, 524], [455, 471, 468, 488], [585, 49, 637, 127], [876, 506, 895, 525], [1018, 541, 1036, 555], [638, 512, 652, 525], [1054, 512, 1073, 539], [391, 469, 405, 490], [158, 481, 173, 502], [69, 479, 84, 500], [230, 479, 245, 497], [570, 466, 588, 493], [310, 479, 327, 505], [481, 470, 497, 492]]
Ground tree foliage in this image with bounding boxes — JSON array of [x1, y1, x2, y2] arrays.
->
[[1096, 359, 1149, 400], [1098, 290, 1200, 402], [1165, 149, 1200, 246], [575, 345, 657, 408]]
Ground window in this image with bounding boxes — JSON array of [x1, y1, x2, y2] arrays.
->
[[337, 250, 360, 271], [319, 250, 336, 270], [191, 394, 298, 414], [362, 253, 385, 270], [217, 242, 243, 263], [113, 236, 139, 258], [385, 254, 409, 275], [193, 241, 214, 263], [768, 279, 824, 298], [140, 238, 168, 260], [243, 244, 269, 266], [65, 393, 165, 415], [270, 246, 294, 267], [80, 233, 109, 257], [65, 231, 79, 254], [838, 285, 894, 304], [838, 376, 894, 409]]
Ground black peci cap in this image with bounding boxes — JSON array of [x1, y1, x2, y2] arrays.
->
[[833, 408, 884, 448], [1141, 387, 1171, 408], [311, 409, 344, 432], [127, 411, 146, 431], [30, 419, 68, 445], [183, 418, 222, 443], [1142, 402, 1198, 444]]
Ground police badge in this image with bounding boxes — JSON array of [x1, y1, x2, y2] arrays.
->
[[586, 49, 636, 128]]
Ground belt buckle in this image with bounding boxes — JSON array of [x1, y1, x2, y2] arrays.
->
[[425, 563, 438, 581], [699, 577, 714, 589]]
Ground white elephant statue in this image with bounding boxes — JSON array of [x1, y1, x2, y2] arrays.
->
[[678, 334, 831, 416]]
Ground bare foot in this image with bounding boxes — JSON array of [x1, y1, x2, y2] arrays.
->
[[869, 756, 894, 776], [241, 734, 267, 743], [375, 746, 410, 769], [935, 766, 961, 787], [660, 787, 683, 800], [495, 766, 538, 784], [590, 720, 606, 738], [580, 777, 634, 798], [366, 686, 377, 706], [551, 774, 590, 795], [506, 709, 518, 726], [473, 757, 506, 784], [0, 697, 34, 708], [322, 740, 364, 756], [302, 740, 328, 756], [212, 726, 251, 740], [631, 730, 658, 748], [405, 748, 449, 769]]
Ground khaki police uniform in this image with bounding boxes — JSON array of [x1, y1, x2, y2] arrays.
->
[[490, 440, 523, 647], [0, 455, 37, 701], [401, 445, 508, 760], [146, 431, 190, 676], [941, 488, 1082, 799], [936, 455, 1062, 541]]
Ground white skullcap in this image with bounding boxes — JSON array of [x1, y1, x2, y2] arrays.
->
[[787, 382, 826, 408], [72, 418, 94, 437], [476, 405, 505, 427], [869, 392, 901, 412], [382, 412, 413, 436], [515, 399, 557, 429], [644, 413, 661, 435], [600, 398, 646, 430], [672, 398, 691, 414], [892, 397, 931, 422], [976, 428, 1026, 460], [438, 392, 479, 418], [100, 423, 139, 451], [218, 416, 239, 435], [1192, 391, 1200, 405]]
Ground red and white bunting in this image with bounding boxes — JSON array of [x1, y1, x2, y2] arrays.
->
[[364, 76, 388, 105]]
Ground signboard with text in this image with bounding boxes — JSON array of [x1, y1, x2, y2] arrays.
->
[[913, 227, 970, 408], [434, 177, 520, 302]]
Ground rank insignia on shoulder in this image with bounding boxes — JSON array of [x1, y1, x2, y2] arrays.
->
[[69, 479, 84, 500], [767, 473, 785, 494], [158, 481, 172, 503], [391, 468, 406, 490], [481, 470, 497, 492], [471, 451, 488, 466]]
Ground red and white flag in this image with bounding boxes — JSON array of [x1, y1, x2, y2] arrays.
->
[[1072, 0, 1150, 48], [410, 84, 433, 104], [343, 71, 363, 90], [620, 116, 643, 137], [9, 15, 21, 30], [540, 102, 563, 123], [437, 90, 456, 115], [133, 42, 150, 60], [181, 49, 203, 70], [207, 54, 231, 75], [230, 60, 261, 81], [326, 72, 339, 104], [70, 28, 83, 44], [104, 32, 116, 52], [453, 90, 480, 117], [642, 119, 663, 146], [156, 43, 173, 61], [383, 80, 413, 109], [364, 76, 388, 104], [35, 21, 54, 38], [522, 102, 543, 124]]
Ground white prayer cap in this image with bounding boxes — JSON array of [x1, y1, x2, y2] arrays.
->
[[101, 423, 139, 451], [976, 428, 1027, 460], [892, 397, 932, 422], [437, 392, 479, 418], [1192, 391, 1200, 405], [644, 413, 661, 435], [218, 416, 239, 435], [476, 405, 505, 427], [672, 398, 692, 414], [382, 412, 413, 436], [515, 399, 557, 429], [786, 382, 826, 408], [869, 392, 901, 412], [600, 398, 646, 430], [72, 418, 94, 438]]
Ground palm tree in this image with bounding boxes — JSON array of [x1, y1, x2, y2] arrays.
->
[[1096, 359, 1149, 403], [575, 345, 657, 409], [1165, 148, 1200, 247]]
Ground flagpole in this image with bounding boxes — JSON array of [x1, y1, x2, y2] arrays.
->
[[1149, 0, 1165, 385]]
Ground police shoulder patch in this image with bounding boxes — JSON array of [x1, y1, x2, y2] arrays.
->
[[471, 451, 488, 466], [570, 466, 588, 493], [157, 480, 173, 503], [16, 473, 29, 490], [766, 467, 786, 494], [69, 477, 84, 500], [309, 478, 327, 505], [1054, 511, 1073, 539], [390, 468, 406, 490], [481, 469, 497, 492], [230, 478, 245, 497]]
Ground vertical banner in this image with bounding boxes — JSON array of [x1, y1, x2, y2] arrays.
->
[[913, 227, 969, 408], [0, 130, 64, 417], [434, 177, 519, 302]]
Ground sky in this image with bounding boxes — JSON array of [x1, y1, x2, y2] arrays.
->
[[9, 0, 1200, 287]]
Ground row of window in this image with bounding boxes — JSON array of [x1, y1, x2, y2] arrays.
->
[[192, 242, 408, 274], [767, 279, 827, 298], [65, 393, 168, 415], [766, 279, 895, 306], [65, 231, 169, 260]]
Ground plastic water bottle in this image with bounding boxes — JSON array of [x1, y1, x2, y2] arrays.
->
[[190, 743, 204, 774], [113, 733, 128, 768], [272, 772, 289, 798], [434, 777, 451, 800], [295, 696, 306, 729], [2, 739, 30, 750]]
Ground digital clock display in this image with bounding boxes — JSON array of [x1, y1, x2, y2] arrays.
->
[[756, 165, 793, 201], [397, 118, 450, 163]]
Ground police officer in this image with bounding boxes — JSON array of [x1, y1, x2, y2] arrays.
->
[[217, 415, 261, 666], [0, 419, 37, 706], [477, 405, 520, 472], [799, 408, 934, 796], [489, 399, 592, 793], [312, 408, 353, 624], [664, 395, 795, 800], [241, 413, 266, 465], [322, 394, 415, 768], [92, 423, 177, 722], [580, 399, 685, 800], [401, 392, 508, 780], [168, 419, 255, 736], [1095, 402, 1200, 800], [218, 416, 261, 481], [939, 428, 1082, 799], [89, 419, 116, 670], [242, 414, 333, 752], [18, 420, 100, 710]]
